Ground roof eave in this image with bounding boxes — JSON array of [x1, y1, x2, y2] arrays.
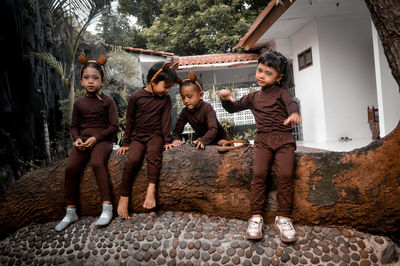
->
[[234, 0, 296, 51]]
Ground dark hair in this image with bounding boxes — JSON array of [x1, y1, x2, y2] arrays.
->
[[258, 51, 289, 88], [80, 62, 105, 81], [147, 61, 178, 84], [179, 80, 203, 93]]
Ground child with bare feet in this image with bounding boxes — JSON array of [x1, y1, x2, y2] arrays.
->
[[172, 72, 231, 149], [117, 61, 179, 219]]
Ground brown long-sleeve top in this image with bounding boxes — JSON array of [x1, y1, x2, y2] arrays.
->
[[221, 85, 299, 133], [71, 93, 119, 142], [172, 101, 229, 146], [123, 88, 172, 146]]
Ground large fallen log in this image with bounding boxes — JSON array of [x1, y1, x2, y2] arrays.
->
[[1, 123, 399, 239]]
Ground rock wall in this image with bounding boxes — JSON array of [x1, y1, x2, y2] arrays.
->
[[0, 0, 68, 195]]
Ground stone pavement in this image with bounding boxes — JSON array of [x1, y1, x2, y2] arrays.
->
[[0, 211, 399, 265]]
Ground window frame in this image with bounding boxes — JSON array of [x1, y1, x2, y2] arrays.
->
[[298, 47, 313, 71]]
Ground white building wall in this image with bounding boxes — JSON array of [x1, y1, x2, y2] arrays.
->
[[317, 16, 377, 141], [372, 24, 400, 137], [178, 65, 257, 87], [291, 21, 327, 142]]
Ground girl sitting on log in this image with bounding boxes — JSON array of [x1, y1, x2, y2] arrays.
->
[[220, 51, 302, 242], [172, 72, 231, 149], [116, 61, 179, 219], [55, 55, 119, 231]]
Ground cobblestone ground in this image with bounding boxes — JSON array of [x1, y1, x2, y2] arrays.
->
[[0, 211, 399, 265]]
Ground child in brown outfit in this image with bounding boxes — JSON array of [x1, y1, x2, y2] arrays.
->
[[117, 62, 179, 219], [55, 55, 119, 231], [172, 72, 230, 149], [220, 51, 302, 242]]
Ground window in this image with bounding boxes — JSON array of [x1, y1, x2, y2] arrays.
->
[[298, 47, 312, 71]]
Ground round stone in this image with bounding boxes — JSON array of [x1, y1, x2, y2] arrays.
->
[[265, 249, 274, 257], [351, 253, 361, 261], [276, 248, 283, 257], [194, 232, 203, 239], [202, 242, 210, 251], [332, 254, 341, 263], [188, 242, 195, 249], [342, 253, 351, 263], [226, 248, 236, 256], [281, 253, 290, 263], [321, 254, 331, 262], [360, 260, 371, 266], [212, 240, 221, 247], [221, 256, 230, 264], [201, 252, 211, 262], [374, 237, 384, 244], [256, 247, 264, 255], [291, 256, 299, 265], [169, 249, 177, 258], [178, 251, 185, 260], [341, 229, 352, 238], [232, 256, 241, 265], [311, 257, 319, 264], [211, 253, 221, 262], [301, 245, 310, 251], [331, 247, 339, 255], [271, 257, 280, 266], [245, 250, 253, 258], [184, 232, 193, 239], [180, 241, 187, 249], [240, 242, 249, 249], [322, 246, 330, 253], [304, 252, 313, 259], [313, 248, 322, 256]]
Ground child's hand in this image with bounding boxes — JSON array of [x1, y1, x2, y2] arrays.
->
[[220, 90, 234, 102], [173, 140, 184, 146], [164, 143, 174, 150], [194, 140, 205, 149], [284, 113, 302, 125], [82, 137, 97, 149], [74, 138, 85, 150], [117, 146, 129, 155]]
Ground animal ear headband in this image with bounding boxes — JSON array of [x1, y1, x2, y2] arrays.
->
[[181, 72, 203, 93], [151, 61, 180, 83], [78, 55, 107, 79]]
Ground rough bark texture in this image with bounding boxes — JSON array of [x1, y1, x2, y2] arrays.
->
[[1, 123, 399, 239], [364, 0, 400, 91]]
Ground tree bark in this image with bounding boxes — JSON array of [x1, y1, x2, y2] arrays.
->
[[1, 123, 399, 239], [364, 0, 400, 91]]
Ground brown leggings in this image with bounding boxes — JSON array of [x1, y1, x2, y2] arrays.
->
[[251, 132, 296, 217], [64, 141, 113, 205], [120, 133, 164, 196]]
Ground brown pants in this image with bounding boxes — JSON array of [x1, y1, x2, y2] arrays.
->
[[251, 131, 296, 217], [64, 141, 113, 205], [120, 133, 164, 196]]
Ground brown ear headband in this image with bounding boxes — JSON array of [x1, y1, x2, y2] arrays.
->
[[181, 72, 203, 93], [78, 55, 107, 79], [151, 62, 180, 83]]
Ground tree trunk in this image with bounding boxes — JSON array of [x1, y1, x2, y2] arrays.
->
[[1, 123, 399, 239], [364, 0, 400, 91]]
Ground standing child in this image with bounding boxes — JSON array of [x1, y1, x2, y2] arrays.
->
[[117, 61, 178, 219], [55, 55, 119, 231], [172, 72, 231, 149], [220, 51, 302, 242]]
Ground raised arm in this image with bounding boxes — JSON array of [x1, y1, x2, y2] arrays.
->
[[220, 89, 253, 113]]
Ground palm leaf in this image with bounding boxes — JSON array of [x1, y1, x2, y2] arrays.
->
[[25, 52, 69, 89]]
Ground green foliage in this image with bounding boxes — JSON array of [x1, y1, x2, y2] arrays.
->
[[118, 0, 163, 28], [112, 0, 263, 55], [243, 128, 256, 140], [96, 12, 147, 47], [103, 50, 142, 101], [219, 118, 234, 133]]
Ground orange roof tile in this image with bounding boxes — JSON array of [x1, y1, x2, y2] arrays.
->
[[178, 53, 258, 70]]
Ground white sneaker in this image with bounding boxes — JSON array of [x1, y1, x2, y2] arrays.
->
[[246, 216, 264, 240], [275, 216, 298, 242]]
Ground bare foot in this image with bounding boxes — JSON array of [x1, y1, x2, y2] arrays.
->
[[143, 183, 156, 209], [117, 196, 131, 219]]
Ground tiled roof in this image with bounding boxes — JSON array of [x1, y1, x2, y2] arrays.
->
[[178, 53, 259, 70], [122, 47, 174, 57]]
